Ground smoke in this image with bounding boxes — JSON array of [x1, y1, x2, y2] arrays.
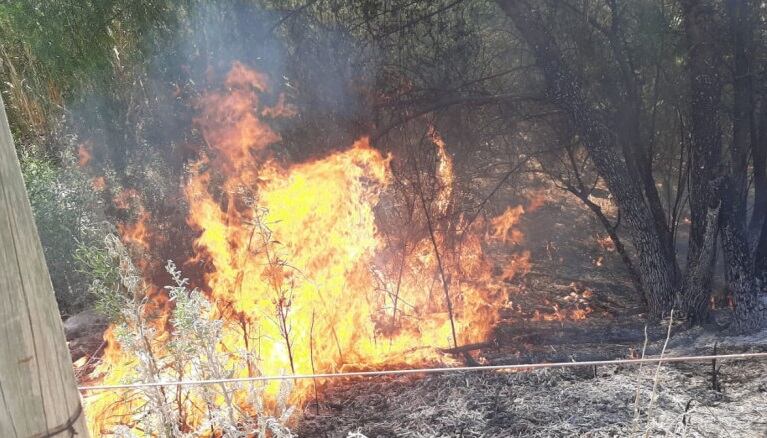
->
[[63, 1, 385, 291], [69, 1, 383, 183]]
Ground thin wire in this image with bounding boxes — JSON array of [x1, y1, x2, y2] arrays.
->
[[78, 351, 767, 392]]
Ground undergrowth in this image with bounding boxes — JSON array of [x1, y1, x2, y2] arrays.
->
[[90, 235, 295, 437]]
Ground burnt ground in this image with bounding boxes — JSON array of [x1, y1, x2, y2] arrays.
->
[[295, 184, 767, 437], [296, 330, 767, 437]]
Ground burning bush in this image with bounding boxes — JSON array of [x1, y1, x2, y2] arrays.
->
[[80, 64, 530, 435]]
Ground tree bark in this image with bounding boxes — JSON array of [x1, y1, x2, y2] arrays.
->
[[679, 201, 720, 323], [618, 105, 677, 276], [680, 0, 723, 289], [0, 95, 90, 436], [720, 182, 765, 332], [751, 104, 767, 280], [753, 106, 767, 223], [604, 7, 676, 271], [725, 0, 753, 228], [755, 203, 767, 287], [720, 0, 764, 332], [496, 0, 676, 317]]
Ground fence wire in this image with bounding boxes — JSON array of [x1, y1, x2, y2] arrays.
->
[[77, 351, 767, 392]]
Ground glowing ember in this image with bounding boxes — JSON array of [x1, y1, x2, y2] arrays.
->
[[113, 188, 141, 211], [596, 234, 615, 252]]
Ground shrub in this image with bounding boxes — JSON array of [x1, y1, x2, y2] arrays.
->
[[88, 237, 295, 437], [21, 150, 106, 315]]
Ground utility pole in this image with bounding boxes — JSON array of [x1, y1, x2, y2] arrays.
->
[[0, 95, 89, 436]]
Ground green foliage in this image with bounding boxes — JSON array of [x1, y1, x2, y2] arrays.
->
[[73, 239, 123, 319], [21, 150, 105, 315], [0, 0, 180, 156], [0, 0, 174, 98]]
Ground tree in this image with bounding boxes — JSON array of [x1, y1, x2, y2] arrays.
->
[[495, 0, 677, 317], [493, 0, 765, 330]]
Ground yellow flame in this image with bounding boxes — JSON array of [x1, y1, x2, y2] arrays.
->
[[82, 63, 530, 434]]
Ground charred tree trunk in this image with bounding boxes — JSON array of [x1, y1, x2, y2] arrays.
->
[[619, 106, 677, 277], [559, 139, 644, 295], [720, 0, 764, 332], [678, 0, 724, 320], [751, 101, 767, 235], [584, 0, 676, 274], [752, 104, 767, 284], [679, 199, 721, 324], [606, 9, 676, 273], [726, 0, 753, 227], [756, 205, 767, 287], [497, 0, 676, 318], [720, 181, 765, 332]]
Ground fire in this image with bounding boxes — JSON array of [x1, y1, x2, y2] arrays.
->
[[116, 209, 152, 253], [524, 190, 547, 213], [82, 63, 517, 434], [532, 285, 593, 322], [501, 251, 531, 282], [78, 143, 93, 167], [91, 176, 106, 190], [532, 304, 592, 322], [490, 205, 525, 244], [596, 234, 615, 252], [428, 125, 453, 211], [113, 188, 141, 210]]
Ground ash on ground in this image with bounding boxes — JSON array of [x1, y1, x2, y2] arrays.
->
[[297, 328, 767, 437]]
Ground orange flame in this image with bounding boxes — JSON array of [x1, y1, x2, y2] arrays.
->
[[490, 205, 525, 244], [596, 234, 615, 252], [116, 210, 152, 253], [91, 176, 106, 191], [533, 284, 594, 322], [501, 251, 531, 282], [113, 188, 140, 211], [83, 64, 523, 434], [524, 190, 547, 213], [78, 143, 93, 167], [428, 125, 454, 212]]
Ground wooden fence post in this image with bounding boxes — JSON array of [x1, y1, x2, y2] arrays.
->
[[0, 95, 89, 436]]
